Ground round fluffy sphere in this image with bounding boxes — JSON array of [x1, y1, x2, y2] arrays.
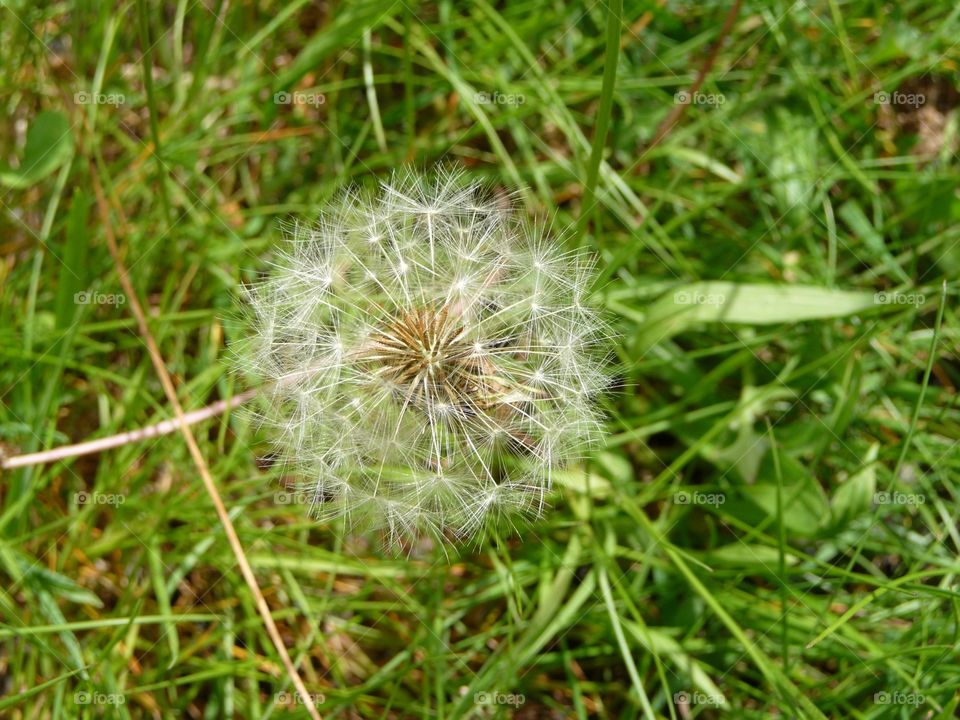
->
[[238, 170, 608, 543]]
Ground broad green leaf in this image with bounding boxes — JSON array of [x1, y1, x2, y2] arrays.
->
[[701, 422, 768, 484], [636, 282, 877, 349], [703, 543, 799, 568], [736, 480, 829, 537], [700, 382, 794, 483], [0, 111, 74, 189]]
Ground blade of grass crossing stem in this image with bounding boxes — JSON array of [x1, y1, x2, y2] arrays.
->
[[90, 169, 321, 720], [806, 573, 926, 650], [0, 667, 87, 713], [821, 284, 946, 647], [624, 500, 828, 720], [560, 640, 589, 720], [891, 280, 947, 484], [602, 552, 684, 719], [403, 7, 415, 155], [136, 0, 170, 221], [395, 21, 526, 196], [599, 530, 656, 719], [363, 29, 387, 152], [768, 419, 790, 674], [450, 536, 588, 717], [576, 0, 621, 244], [0, 614, 217, 637], [147, 535, 179, 668], [810, 282, 950, 654]]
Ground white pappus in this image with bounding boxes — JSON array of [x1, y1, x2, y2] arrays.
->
[[236, 169, 610, 544]]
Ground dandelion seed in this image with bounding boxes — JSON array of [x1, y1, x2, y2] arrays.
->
[[235, 168, 610, 543]]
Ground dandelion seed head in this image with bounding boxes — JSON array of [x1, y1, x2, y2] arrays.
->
[[236, 169, 610, 543]]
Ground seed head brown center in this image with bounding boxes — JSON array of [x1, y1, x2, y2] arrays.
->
[[364, 305, 497, 412]]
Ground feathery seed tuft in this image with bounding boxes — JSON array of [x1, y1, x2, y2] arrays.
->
[[236, 170, 610, 543]]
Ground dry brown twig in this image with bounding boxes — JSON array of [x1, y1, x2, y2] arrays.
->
[[89, 168, 322, 720], [1, 391, 255, 470], [644, 0, 743, 155]]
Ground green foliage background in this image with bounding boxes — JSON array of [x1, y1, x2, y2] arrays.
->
[[1, 1, 959, 717]]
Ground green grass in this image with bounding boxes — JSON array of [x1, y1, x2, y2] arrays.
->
[[2, 0, 960, 717]]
